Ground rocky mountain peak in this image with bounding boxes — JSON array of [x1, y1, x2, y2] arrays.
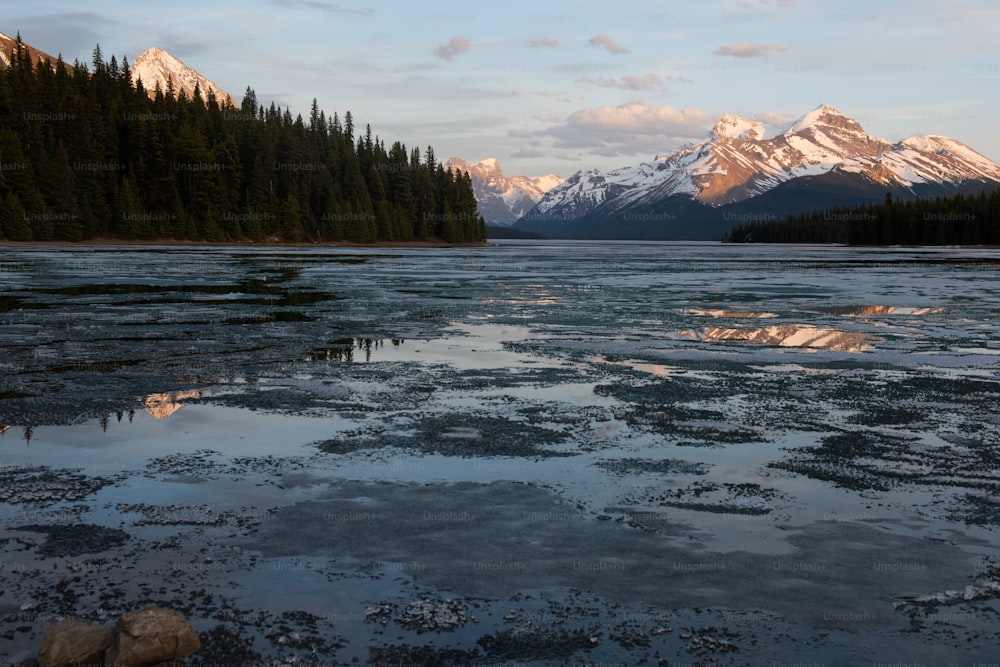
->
[[446, 157, 563, 225], [711, 114, 766, 141], [786, 103, 865, 136], [132, 47, 236, 107]]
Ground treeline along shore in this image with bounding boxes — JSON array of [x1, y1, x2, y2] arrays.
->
[[0, 35, 486, 244], [723, 190, 1000, 245]]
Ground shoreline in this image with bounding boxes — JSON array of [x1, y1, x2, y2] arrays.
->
[[0, 238, 490, 249], [2, 239, 997, 251]]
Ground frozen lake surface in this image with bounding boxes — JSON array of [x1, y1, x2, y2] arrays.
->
[[1, 241, 999, 665]]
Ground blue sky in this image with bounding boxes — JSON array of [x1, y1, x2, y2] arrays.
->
[[8, 0, 999, 178]]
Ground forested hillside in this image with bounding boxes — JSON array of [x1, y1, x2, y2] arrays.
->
[[723, 190, 1000, 245], [0, 35, 485, 243]]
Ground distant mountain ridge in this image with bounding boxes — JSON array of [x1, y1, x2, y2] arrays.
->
[[519, 104, 1000, 239], [445, 157, 562, 225], [131, 47, 236, 107]]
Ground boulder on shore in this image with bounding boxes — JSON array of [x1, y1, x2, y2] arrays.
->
[[38, 619, 113, 667], [104, 607, 201, 667], [35, 607, 200, 667]]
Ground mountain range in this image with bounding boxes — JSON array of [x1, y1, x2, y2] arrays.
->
[[444, 157, 562, 225], [516, 104, 1000, 240]]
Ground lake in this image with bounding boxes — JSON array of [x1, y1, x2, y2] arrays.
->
[[1, 241, 998, 665]]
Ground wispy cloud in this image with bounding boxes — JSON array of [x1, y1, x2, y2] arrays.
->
[[736, 0, 795, 7], [434, 36, 471, 63], [754, 111, 788, 125], [269, 0, 375, 17], [528, 37, 559, 48], [579, 74, 664, 91], [511, 146, 546, 158], [588, 34, 630, 55], [714, 42, 788, 58], [579, 73, 695, 91]]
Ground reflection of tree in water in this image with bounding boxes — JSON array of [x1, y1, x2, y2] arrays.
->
[[99, 410, 137, 432], [309, 338, 404, 363]]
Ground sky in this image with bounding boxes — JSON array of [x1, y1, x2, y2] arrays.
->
[[7, 0, 1000, 179]]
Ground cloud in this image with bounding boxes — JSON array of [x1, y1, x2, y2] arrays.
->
[[714, 42, 788, 58], [579, 74, 663, 91], [511, 147, 546, 158], [754, 111, 788, 125], [434, 36, 471, 63], [588, 34, 630, 55], [528, 38, 559, 48], [578, 73, 696, 91], [737, 0, 795, 7], [5, 11, 119, 62], [269, 0, 376, 16], [535, 101, 716, 157]]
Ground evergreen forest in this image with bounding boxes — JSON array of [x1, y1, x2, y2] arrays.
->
[[723, 190, 1000, 245], [0, 35, 486, 243]]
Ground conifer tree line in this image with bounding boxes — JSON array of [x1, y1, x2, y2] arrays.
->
[[0, 35, 486, 243], [723, 190, 1000, 245]]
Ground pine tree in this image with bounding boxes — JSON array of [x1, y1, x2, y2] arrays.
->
[[343, 110, 354, 144], [1, 192, 31, 240], [281, 194, 304, 241]]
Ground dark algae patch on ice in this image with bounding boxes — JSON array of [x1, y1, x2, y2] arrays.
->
[[317, 413, 574, 458], [12, 524, 130, 557], [0, 466, 119, 505], [595, 457, 711, 476]]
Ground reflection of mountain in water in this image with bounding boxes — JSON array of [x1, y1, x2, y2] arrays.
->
[[143, 390, 203, 419], [815, 305, 950, 317], [687, 308, 776, 318], [310, 338, 404, 363], [682, 324, 872, 352]]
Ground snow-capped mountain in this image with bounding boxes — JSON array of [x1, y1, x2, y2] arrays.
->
[[445, 157, 562, 225], [523, 104, 1000, 237], [132, 47, 236, 107]]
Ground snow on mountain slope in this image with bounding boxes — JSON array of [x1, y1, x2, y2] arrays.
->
[[132, 47, 236, 107], [530, 104, 1000, 221], [446, 157, 563, 225], [711, 114, 769, 141]]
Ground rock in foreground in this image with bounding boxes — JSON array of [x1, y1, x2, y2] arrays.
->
[[38, 620, 113, 667], [105, 607, 201, 667], [36, 607, 200, 667]]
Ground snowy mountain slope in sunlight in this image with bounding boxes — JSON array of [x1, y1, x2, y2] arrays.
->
[[446, 157, 562, 225], [529, 104, 1000, 226], [132, 47, 236, 107]]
